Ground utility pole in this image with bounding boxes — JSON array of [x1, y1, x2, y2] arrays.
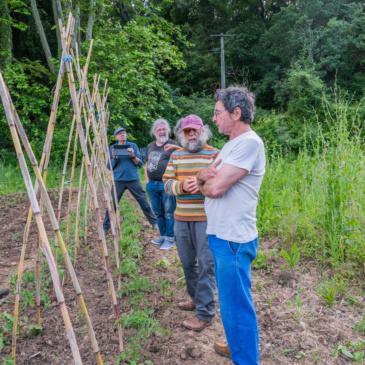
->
[[211, 33, 235, 89]]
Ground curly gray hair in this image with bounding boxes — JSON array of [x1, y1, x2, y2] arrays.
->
[[214, 86, 256, 125], [150, 118, 171, 137]]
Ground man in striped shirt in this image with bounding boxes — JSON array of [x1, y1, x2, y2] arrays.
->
[[163, 115, 219, 332]]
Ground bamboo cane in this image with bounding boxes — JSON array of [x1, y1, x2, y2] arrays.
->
[[66, 128, 79, 255], [74, 158, 84, 262], [81, 78, 123, 288], [35, 13, 76, 327], [55, 116, 76, 262], [0, 72, 83, 365], [61, 28, 124, 352], [4, 73, 105, 365], [87, 134, 121, 288], [11, 18, 75, 357]]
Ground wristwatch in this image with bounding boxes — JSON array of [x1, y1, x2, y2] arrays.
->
[[131, 155, 137, 159]]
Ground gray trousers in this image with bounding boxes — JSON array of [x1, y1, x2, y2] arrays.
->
[[174, 220, 216, 322]]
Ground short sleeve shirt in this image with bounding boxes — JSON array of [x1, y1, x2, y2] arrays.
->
[[146, 139, 178, 181], [205, 131, 266, 243]]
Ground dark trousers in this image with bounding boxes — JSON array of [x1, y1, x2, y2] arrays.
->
[[174, 220, 216, 322], [103, 180, 156, 231]]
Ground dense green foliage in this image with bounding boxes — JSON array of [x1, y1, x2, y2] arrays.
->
[[1, 0, 365, 162]]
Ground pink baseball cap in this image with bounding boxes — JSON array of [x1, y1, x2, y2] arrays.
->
[[180, 115, 203, 131]]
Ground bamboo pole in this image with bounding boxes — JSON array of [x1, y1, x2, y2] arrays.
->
[[4, 73, 104, 365], [66, 128, 78, 255], [61, 26, 124, 352], [34, 13, 76, 328], [74, 158, 84, 262], [11, 17, 75, 358], [0, 72, 83, 365], [55, 116, 75, 262]]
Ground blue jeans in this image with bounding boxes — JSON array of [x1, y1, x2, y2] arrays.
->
[[146, 180, 176, 241], [208, 235, 260, 365]]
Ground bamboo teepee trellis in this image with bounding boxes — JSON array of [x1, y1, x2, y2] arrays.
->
[[0, 12, 130, 363]]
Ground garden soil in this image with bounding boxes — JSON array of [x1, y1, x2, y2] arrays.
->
[[0, 190, 363, 364]]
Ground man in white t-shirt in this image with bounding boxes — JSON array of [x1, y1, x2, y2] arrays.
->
[[196, 86, 265, 365]]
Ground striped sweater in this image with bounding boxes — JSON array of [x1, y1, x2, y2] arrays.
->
[[163, 145, 220, 221]]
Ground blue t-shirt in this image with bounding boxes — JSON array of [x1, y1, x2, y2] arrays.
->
[[107, 141, 143, 181]]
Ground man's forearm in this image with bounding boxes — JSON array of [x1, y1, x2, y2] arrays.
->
[[196, 168, 210, 185], [199, 179, 221, 198], [132, 156, 140, 165]]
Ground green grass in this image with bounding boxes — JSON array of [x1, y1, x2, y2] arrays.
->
[[0, 164, 83, 197], [257, 93, 365, 272]]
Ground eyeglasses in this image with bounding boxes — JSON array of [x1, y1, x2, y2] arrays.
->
[[213, 109, 227, 117]]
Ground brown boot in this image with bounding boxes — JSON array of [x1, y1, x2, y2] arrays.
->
[[177, 299, 196, 311], [214, 342, 231, 358], [182, 315, 212, 332]]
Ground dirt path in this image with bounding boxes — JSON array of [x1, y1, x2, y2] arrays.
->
[[0, 190, 363, 364]]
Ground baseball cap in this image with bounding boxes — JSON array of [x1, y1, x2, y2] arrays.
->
[[180, 115, 203, 131], [114, 127, 126, 136]]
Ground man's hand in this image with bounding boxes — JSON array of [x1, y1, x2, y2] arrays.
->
[[164, 143, 180, 151], [127, 147, 135, 158], [112, 148, 118, 160], [183, 176, 200, 194], [197, 159, 222, 184]]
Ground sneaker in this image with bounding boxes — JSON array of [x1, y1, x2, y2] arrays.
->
[[160, 240, 174, 250], [151, 237, 164, 245]]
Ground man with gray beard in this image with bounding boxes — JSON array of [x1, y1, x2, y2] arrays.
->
[[145, 118, 179, 250], [163, 115, 220, 331]]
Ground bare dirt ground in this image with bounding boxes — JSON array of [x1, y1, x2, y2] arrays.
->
[[0, 190, 364, 364]]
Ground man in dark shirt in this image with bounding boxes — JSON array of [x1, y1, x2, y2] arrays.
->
[[103, 127, 156, 234], [145, 119, 179, 250]]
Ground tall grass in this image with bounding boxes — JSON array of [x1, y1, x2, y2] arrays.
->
[[258, 93, 365, 272]]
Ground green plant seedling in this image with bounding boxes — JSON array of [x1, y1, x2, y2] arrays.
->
[[318, 284, 336, 307], [337, 345, 354, 359], [3, 357, 15, 365], [282, 349, 294, 355], [26, 324, 42, 337], [354, 315, 365, 333], [152, 257, 171, 268], [294, 295, 303, 308], [255, 281, 264, 292], [281, 243, 300, 271], [252, 250, 267, 269], [295, 351, 306, 359], [266, 298, 272, 309], [344, 294, 361, 306]]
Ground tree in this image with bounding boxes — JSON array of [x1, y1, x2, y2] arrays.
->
[[30, 0, 55, 74], [0, 0, 12, 67]]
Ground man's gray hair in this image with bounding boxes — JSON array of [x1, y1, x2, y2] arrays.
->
[[150, 118, 171, 137], [214, 86, 256, 125], [177, 125, 212, 152]]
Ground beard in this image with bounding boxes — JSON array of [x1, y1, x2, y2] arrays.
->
[[180, 138, 204, 152], [156, 136, 168, 144]]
